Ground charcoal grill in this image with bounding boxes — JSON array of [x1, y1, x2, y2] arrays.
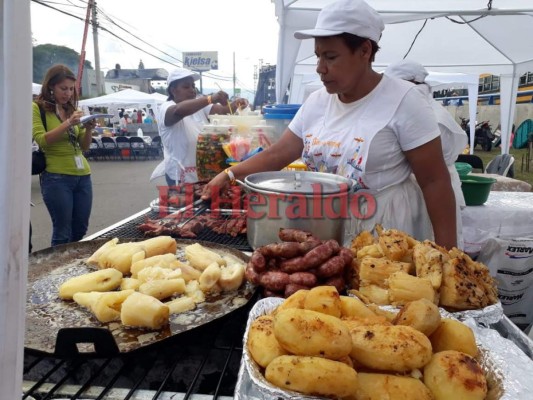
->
[[23, 208, 258, 399], [97, 209, 252, 253]]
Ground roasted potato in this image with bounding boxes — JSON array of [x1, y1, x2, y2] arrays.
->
[[348, 372, 433, 400], [424, 350, 487, 400], [340, 295, 377, 319], [273, 289, 309, 315], [429, 319, 478, 357], [349, 325, 432, 372], [247, 315, 288, 368], [392, 298, 441, 336], [303, 286, 342, 318], [265, 355, 358, 398], [273, 308, 352, 360]]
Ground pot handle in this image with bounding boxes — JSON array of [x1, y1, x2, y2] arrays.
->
[[235, 178, 252, 193]]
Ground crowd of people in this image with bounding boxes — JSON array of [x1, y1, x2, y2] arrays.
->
[[32, 0, 467, 252]]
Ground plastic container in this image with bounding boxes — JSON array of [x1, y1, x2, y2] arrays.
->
[[455, 162, 473, 177], [210, 113, 262, 136], [460, 175, 496, 206], [250, 120, 276, 148], [263, 104, 301, 141], [196, 120, 233, 181]]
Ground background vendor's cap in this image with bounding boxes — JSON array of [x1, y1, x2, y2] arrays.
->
[[385, 60, 429, 84], [294, 0, 384, 42], [166, 67, 200, 86]]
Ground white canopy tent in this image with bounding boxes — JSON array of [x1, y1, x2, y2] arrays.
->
[[79, 88, 165, 108], [273, 0, 533, 154], [32, 82, 42, 95]]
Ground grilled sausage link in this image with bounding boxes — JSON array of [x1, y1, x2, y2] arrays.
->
[[260, 270, 290, 292], [245, 263, 262, 285], [323, 275, 346, 294], [301, 239, 340, 269], [259, 242, 305, 259], [278, 228, 316, 243], [284, 283, 309, 298], [316, 255, 346, 279], [250, 251, 267, 273], [338, 247, 354, 266], [289, 272, 318, 287]]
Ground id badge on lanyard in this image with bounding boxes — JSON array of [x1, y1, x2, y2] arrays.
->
[[74, 155, 84, 169]]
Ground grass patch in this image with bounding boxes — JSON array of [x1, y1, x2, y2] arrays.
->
[[472, 147, 532, 188]]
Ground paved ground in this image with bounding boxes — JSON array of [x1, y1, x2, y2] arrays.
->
[[30, 159, 167, 252]]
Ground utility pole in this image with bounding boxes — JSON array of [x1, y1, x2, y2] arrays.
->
[[76, 0, 93, 96], [233, 52, 236, 97], [92, 2, 102, 95]]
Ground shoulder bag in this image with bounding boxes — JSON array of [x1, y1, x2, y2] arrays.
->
[[32, 104, 47, 175]]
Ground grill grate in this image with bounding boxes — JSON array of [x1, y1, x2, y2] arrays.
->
[[97, 210, 252, 252], [23, 301, 255, 399]]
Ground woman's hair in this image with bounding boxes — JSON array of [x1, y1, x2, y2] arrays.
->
[[339, 33, 380, 62], [167, 80, 177, 101], [37, 64, 78, 113]]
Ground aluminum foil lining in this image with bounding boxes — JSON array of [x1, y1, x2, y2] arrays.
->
[[235, 298, 533, 400]]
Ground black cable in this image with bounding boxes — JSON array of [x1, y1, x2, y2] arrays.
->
[[403, 19, 428, 59], [32, 0, 242, 84]]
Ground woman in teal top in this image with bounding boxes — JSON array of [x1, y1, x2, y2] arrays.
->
[[32, 64, 96, 246]]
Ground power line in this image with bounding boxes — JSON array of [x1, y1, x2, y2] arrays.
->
[[32, 0, 245, 85]]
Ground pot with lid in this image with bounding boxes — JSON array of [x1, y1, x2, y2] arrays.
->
[[240, 171, 355, 249]]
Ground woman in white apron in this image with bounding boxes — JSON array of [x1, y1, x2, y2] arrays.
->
[[150, 67, 248, 186], [202, 0, 457, 249], [385, 59, 468, 248]]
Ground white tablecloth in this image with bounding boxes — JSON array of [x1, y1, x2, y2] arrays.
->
[[462, 191, 533, 254], [470, 173, 532, 192]]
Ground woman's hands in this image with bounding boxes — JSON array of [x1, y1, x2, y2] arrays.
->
[[201, 170, 231, 200], [67, 110, 84, 127], [231, 97, 249, 111], [211, 91, 229, 105]]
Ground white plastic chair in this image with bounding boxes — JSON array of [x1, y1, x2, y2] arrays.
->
[[485, 154, 515, 177]]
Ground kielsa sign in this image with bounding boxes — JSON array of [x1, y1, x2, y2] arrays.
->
[[183, 51, 218, 72]]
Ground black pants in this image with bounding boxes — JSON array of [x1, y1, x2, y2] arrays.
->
[[165, 173, 176, 187]]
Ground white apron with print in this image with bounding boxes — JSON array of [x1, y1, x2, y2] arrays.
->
[[301, 82, 434, 242]]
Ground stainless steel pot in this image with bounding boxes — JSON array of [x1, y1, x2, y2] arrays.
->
[[239, 171, 355, 249]]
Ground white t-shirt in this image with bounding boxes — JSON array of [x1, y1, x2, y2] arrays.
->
[[416, 84, 467, 166], [289, 75, 440, 191], [157, 100, 212, 183]]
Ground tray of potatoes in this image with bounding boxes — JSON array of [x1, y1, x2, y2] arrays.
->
[[237, 286, 533, 400]]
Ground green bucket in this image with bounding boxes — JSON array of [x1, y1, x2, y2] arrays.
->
[[455, 162, 473, 177], [460, 175, 496, 206]]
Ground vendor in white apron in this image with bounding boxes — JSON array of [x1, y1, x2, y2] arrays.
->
[[385, 59, 467, 248], [150, 67, 249, 186], [202, 0, 458, 249]]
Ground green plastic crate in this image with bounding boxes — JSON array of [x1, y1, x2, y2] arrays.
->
[[460, 175, 496, 206]]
